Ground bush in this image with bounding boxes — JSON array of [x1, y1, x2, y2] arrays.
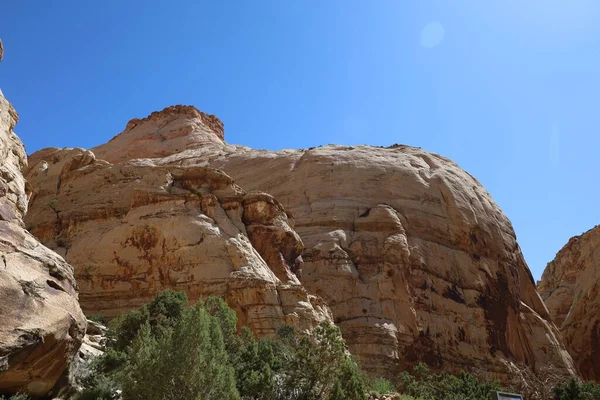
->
[[369, 377, 397, 396], [107, 289, 187, 352], [83, 291, 367, 400], [274, 322, 367, 400], [398, 363, 503, 400], [230, 321, 366, 400], [231, 328, 280, 399], [120, 303, 238, 400], [73, 375, 118, 400], [553, 378, 600, 400]]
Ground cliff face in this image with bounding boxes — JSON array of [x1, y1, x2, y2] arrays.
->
[[539, 226, 600, 381], [24, 111, 331, 336], [204, 146, 577, 380], [0, 91, 86, 397], [26, 105, 577, 382]]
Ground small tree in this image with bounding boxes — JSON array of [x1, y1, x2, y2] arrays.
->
[[232, 328, 279, 399], [275, 322, 366, 400], [368, 377, 397, 397], [553, 378, 600, 400], [79, 291, 369, 400], [107, 289, 188, 352], [120, 303, 239, 400], [399, 363, 503, 400]]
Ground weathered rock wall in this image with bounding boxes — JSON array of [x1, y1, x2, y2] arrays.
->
[[25, 145, 331, 336], [0, 90, 86, 397], [188, 144, 577, 381], [539, 226, 600, 381]]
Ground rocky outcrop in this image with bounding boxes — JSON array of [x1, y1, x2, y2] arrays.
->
[[55, 320, 106, 399], [0, 90, 86, 397], [91, 105, 224, 164], [26, 105, 577, 383], [539, 226, 600, 381], [25, 143, 331, 336]]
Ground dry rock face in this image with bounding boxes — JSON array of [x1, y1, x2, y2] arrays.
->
[[0, 90, 86, 397], [26, 105, 576, 382], [204, 147, 577, 381], [539, 226, 600, 381], [25, 112, 330, 336]]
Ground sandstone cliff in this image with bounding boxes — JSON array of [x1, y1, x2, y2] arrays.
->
[[25, 118, 331, 336], [0, 90, 86, 397], [539, 226, 600, 381], [26, 105, 576, 383]]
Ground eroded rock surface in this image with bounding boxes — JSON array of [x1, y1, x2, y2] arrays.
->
[[539, 226, 600, 381], [27, 105, 576, 383], [25, 144, 330, 336], [205, 147, 577, 381], [0, 91, 86, 397]]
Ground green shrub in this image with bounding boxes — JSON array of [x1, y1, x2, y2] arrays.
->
[[107, 289, 188, 352], [120, 303, 239, 400], [274, 322, 367, 400], [369, 377, 397, 396], [398, 363, 503, 400], [145, 289, 188, 329], [83, 291, 366, 400], [553, 378, 600, 400], [73, 374, 118, 400], [231, 328, 279, 399]]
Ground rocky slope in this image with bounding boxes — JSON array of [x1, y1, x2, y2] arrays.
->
[[26, 105, 577, 382], [0, 90, 86, 397], [539, 226, 600, 381]]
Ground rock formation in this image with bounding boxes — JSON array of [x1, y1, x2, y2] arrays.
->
[[539, 226, 600, 381], [25, 130, 331, 336], [0, 90, 86, 397], [25, 105, 577, 383], [55, 319, 106, 399]]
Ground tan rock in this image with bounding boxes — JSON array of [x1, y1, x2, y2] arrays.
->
[[91, 105, 224, 164], [0, 90, 86, 397], [55, 319, 106, 398], [539, 225, 600, 380], [27, 105, 576, 383], [25, 145, 331, 336], [204, 145, 577, 381]]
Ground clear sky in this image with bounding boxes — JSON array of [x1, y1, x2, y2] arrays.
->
[[1, 1, 599, 280]]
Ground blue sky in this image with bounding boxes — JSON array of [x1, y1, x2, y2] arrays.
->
[[1, 1, 599, 280]]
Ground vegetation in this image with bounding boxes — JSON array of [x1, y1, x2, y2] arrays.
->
[[368, 377, 397, 396], [78, 290, 366, 400], [553, 378, 600, 400], [398, 363, 504, 400], [74, 290, 600, 400]]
